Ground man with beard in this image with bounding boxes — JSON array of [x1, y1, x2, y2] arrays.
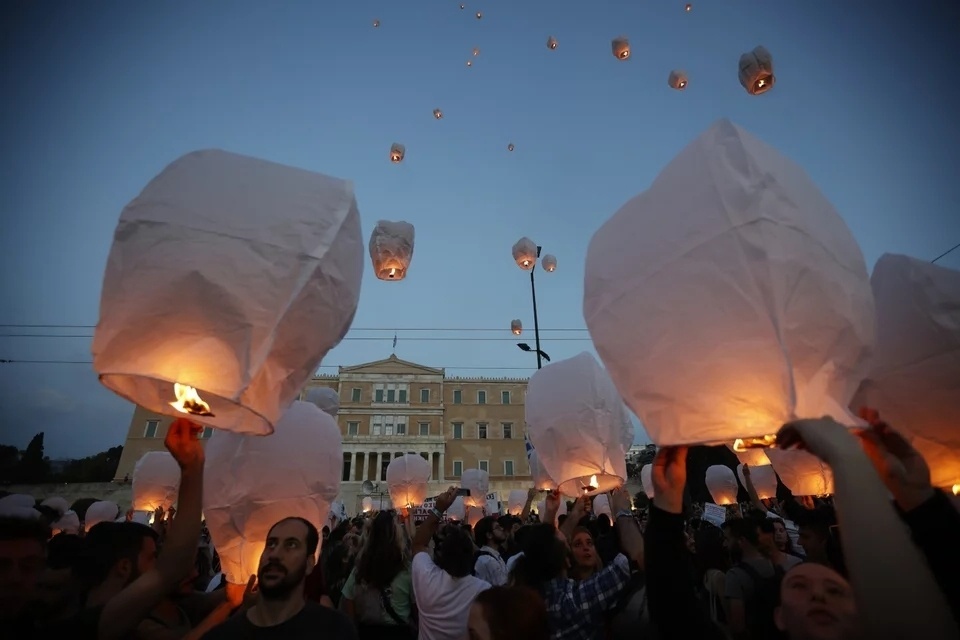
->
[[201, 517, 356, 639]]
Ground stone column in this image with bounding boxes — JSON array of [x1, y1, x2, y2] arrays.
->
[[350, 451, 358, 482], [438, 451, 445, 482], [361, 451, 370, 481]]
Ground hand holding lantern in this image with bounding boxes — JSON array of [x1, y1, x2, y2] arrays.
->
[[165, 418, 204, 470]]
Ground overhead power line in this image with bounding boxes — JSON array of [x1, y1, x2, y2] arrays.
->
[[0, 324, 590, 332], [0, 359, 534, 371], [0, 333, 592, 342], [931, 241, 960, 264]]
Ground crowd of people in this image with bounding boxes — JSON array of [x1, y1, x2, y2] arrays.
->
[[1, 414, 958, 639]]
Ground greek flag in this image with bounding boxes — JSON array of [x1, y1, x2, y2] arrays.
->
[[392, 333, 397, 349], [524, 431, 534, 462]]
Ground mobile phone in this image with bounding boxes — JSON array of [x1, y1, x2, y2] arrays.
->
[[455, 488, 471, 497]]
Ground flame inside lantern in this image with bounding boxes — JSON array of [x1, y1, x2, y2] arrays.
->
[[733, 435, 777, 452], [170, 383, 214, 417], [953, 484, 959, 496], [581, 474, 600, 494]]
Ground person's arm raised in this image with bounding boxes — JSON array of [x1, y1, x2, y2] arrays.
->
[[99, 418, 206, 640], [412, 487, 457, 555]]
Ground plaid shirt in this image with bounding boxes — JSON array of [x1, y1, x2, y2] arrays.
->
[[542, 553, 632, 640]]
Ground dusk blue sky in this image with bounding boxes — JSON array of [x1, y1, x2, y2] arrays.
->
[[2, 1, 958, 458]]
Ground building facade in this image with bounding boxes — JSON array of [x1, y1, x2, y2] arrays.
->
[[113, 355, 532, 513]]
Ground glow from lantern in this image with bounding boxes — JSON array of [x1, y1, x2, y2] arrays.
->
[[953, 484, 959, 496], [170, 383, 214, 417], [580, 475, 600, 494], [733, 435, 777, 452]]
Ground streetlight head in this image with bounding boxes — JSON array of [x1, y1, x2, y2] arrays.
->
[[517, 343, 532, 352]]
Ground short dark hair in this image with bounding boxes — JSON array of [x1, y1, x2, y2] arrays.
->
[[75, 522, 158, 587], [268, 517, 319, 556], [723, 517, 763, 546], [47, 533, 84, 571], [0, 516, 50, 546], [474, 516, 498, 547], [436, 525, 475, 578]]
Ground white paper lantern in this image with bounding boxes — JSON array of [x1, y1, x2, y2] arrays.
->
[[738, 45, 775, 95], [730, 446, 772, 467], [0, 505, 40, 519], [536, 498, 567, 525], [361, 497, 374, 513], [203, 400, 342, 584], [668, 70, 688, 90], [369, 220, 415, 281], [512, 237, 538, 270], [85, 501, 120, 531], [705, 466, 739, 506], [390, 143, 405, 163], [92, 149, 364, 436], [541, 254, 557, 272], [611, 37, 630, 60], [593, 494, 612, 518], [0, 494, 35, 510], [585, 119, 875, 448], [53, 510, 80, 535], [511, 319, 523, 336], [41, 497, 69, 517], [305, 386, 340, 417], [386, 454, 432, 508], [547, 36, 558, 50], [736, 464, 778, 500], [447, 496, 466, 521], [528, 449, 558, 491], [853, 254, 960, 490], [132, 452, 181, 512], [461, 469, 489, 508], [131, 511, 152, 525], [526, 352, 630, 496], [640, 464, 654, 498], [466, 506, 485, 526], [507, 490, 528, 515], [766, 449, 834, 496]]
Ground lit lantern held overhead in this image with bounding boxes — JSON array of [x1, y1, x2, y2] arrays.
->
[[512, 237, 537, 270], [611, 37, 630, 60], [369, 220, 415, 281], [668, 70, 688, 90], [433, 108, 443, 119], [705, 465, 738, 505], [461, 468, 489, 508], [541, 254, 557, 272], [511, 319, 523, 335], [386, 454, 432, 509], [547, 36, 558, 50], [739, 45, 775, 95], [132, 452, 181, 512], [737, 463, 778, 500]]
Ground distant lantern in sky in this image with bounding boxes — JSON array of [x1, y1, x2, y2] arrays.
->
[[369, 220, 415, 281], [460, 3, 465, 9], [373, 19, 380, 28], [433, 108, 443, 119], [390, 142, 405, 163], [685, 3, 692, 12], [547, 36, 558, 50], [705, 465, 738, 505], [541, 254, 557, 272], [466, 60, 473, 67], [668, 70, 688, 90], [473, 47, 480, 56], [612, 37, 630, 60], [739, 45, 775, 95], [511, 319, 523, 335], [512, 237, 537, 270], [476, 11, 482, 19], [507, 143, 515, 151]]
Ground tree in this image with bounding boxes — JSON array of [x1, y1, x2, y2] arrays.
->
[[16, 433, 50, 483], [55, 446, 124, 483], [0, 444, 19, 484]]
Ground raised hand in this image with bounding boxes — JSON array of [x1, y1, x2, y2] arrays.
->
[[775, 416, 862, 466], [856, 408, 934, 511], [434, 486, 458, 513], [651, 446, 688, 514], [164, 418, 205, 470]]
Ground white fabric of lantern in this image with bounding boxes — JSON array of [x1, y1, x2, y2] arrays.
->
[[766, 449, 834, 496], [511, 319, 523, 336], [593, 494, 612, 518], [132, 452, 181, 512], [305, 386, 340, 417], [528, 449, 558, 491], [447, 496, 466, 521], [386, 454, 431, 508], [584, 119, 875, 447], [390, 143, 405, 163], [853, 254, 960, 489], [85, 501, 119, 531], [526, 352, 630, 496], [640, 464, 654, 498], [369, 220, 415, 281], [461, 469, 489, 508], [541, 254, 557, 272], [203, 400, 342, 585], [92, 149, 364, 436], [466, 506, 484, 526], [0, 494, 35, 510], [705, 466, 739, 505], [668, 70, 688, 90], [53, 510, 80, 535], [507, 490, 527, 515], [361, 497, 374, 513], [0, 504, 40, 519], [737, 464, 778, 500], [739, 46, 775, 95], [730, 446, 772, 467], [512, 237, 537, 270], [41, 497, 69, 517]]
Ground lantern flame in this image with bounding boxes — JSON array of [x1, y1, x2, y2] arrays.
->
[[732, 435, 776, 452], [581, 475, 600, 494], [953, 484, 959, 496], [170, 383, 214, 417]]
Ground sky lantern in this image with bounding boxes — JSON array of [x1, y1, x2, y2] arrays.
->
[[85, 501, 119, 531], [473, 47, 480, 56], [203, 400, 342, 584], [668, 70, 688, 90], [593, 494, 612, 518], [369, 220, 415, 281], [373, 19, 380, 28], [433, 108, 443, 119], [447, 496, 466, 521], [705, 465, 738, 505], [730, 445, 771, 467], [507, 143, 515, 152], [585, 118, 875, 449], [511, 319, 523, 335], [541, 254, 557, 272], [853, 254, 960, 490], [91, 150, 363, 436], [507, 490, 527, 515], [0, 494, 34, 509], [466, 60, 473, 67], [304, 386, 339, 417], [685, 4, 692, 12], [461, 468, 489, 508], [53, 511, 80, 535], [529, 448, 558, 490], [739, 45, 775, 95], [512, 237, 537, 270], [766, 449, 833, 496], [361, 497, 373, 513], [476, 11, 482, 19], [390, 142, 405, 163], [460, 3, 465, 9], [132, 452, 181, 512], [736, 464, 778, 499], [547, 36, 558, 50], [611, 37, 630, 60], [386, 453, 432, 508], [640, 464, 654, 498], [41, 497, 70, 517], [526, 352, 631, 496]]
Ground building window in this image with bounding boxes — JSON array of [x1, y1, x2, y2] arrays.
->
[[387, 389, 396, 403], [351, 388, 361, 402], [504, 460, 515, 476], [453, 422, 463, 439], [397, 421, 407, 436], [479, 460, 489, 472], [420, 388, 430, 403], [144, 420, 159, 438], [502, 423, 513, 439], [477, 390, 486, 404], [419, 422, 430, 436], [342, 455, 352, 482], [501, 390, 510, 404], [453, 389, 462, 404], [452, 460, 463, 477], [347, 421, 359, 436], [380, 458, 390, 482], [385, 416, 395, 436], [399, 389, 408, 403], [478, 423, 488, 439], [375, 388, 384, 403], [372, 416, 383, 436]]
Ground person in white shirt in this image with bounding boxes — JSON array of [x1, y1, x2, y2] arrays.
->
[[411, 488, 491, 640], [472, 517, 508, 586]]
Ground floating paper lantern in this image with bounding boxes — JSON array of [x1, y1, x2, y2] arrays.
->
[[529, 449, 558, 491], [541, 254, 557, 273], [305, 386, 340, 417], [668, 70, 688, 90], [593, 494, 612, 518], [507, 490, 527, 515], [736, 464, 778, 500], [132, 452, 181, 512], [612, 37, 630, 60], [466, 60, 473, 67], [447, 496, 466, 521], [92, 150, 363, 436], [853, 254, 960, 490], [85, 501, 120, 531], [512, 237, 537, 270], [511, 319, 523, 336], [373, 19, 380, 28], [685, 3, 692, 11], [476, 11, 482, 19], [390, 143, 405, 163], [460, 3, 465, 9], [507, 143, 515, 152], [433, 109, 443, 119], [547, 36, 558, 50], [361, 497, 373, 513], [705, 466, 738, 505], [387, 454, 432, 508], [203, 400, 342, 584], [461, 469, 489, 508], [526, 352, 630, 496], [369, 220, 415, 281], [41, 496, 69, 517], [585, 119, 874, 449], [466, 506, 484, 526], [640, 464, 654, 498], [766, 449, 834, 496], [730, 445, 771, 467], [53, 511, 80, 535], [473, 47, 480, 56], [739, 45, 775, 95]]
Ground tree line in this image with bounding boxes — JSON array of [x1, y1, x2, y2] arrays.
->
[[0, 432, 122, 485]]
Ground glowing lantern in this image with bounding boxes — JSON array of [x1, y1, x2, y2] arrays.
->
[[529, 449, 557, 491], [668, 70, 688, 90], [473, 47, 480, 56], [460, 3, 465, 9], [41, 496, 70, 517], [685, 3, 692, 11], [91, 150, 363, 436], [507, 143, 515, 152], [0, 494, 35, 509], [466, 506, 484, 526], [511, 319, 523, 335], [373, 19, 380, 28], [53, 511, 80, 535], [526, 352, 631, 496], [476, 11, 482, 19], [730, 445, 771, 467], [390, 143, 405, 163], [361, 497, 373, 513], [853, 254, 960, 490], [203, 400, 342, 584], [0, 497, 40, 519], [447, 496, 466, 521], [386, 454, 432, 508], [85, 501, 119, 531], [640, 464, 654, 498], [704, 466, 738, 505], [766, 449, 834, 496], [461, 468, 489, 508], [466, 60, 473, 67], [585, 119, 874, 448], [536, 498, 566, 525], [132, 452, 181, 512], [305, 386, 339, 417], [434, 108, 443, 119], [369, 220, 415, 281], [736, 464, 778, 500], [507, 490, 527, 515], [547, 36, 558, 50], [593, 494, 612, 518], [512, 237, 537, 270], [611, 37, 630, 60], [739, 45, 775, 95], [541, 254, 557, 272]]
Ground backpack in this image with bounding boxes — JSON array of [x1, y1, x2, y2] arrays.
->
[[471, 550, 495, 577], [735, 562, 785, 640]]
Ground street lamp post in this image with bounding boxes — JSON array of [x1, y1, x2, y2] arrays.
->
[[513, 239, 555, 369]]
